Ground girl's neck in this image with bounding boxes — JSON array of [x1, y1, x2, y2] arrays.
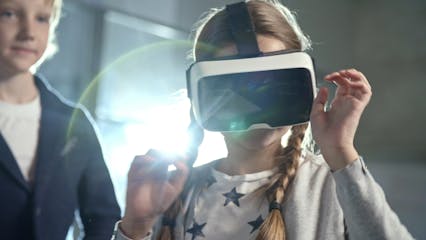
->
[[0, 72, 38, 104], [217, 141, 281, 175]]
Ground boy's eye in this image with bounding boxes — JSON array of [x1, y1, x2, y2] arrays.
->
[[0, 10, 16, 18], [36, 15, 50, 23]]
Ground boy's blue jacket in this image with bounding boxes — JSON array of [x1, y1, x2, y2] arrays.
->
[[0, 75, 121, 239]]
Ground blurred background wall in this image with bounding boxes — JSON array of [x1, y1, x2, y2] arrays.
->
[[38, 0, 425, 238]]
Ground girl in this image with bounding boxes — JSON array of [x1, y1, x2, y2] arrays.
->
[[114, 0, 413, 239], [0, 0, 120, 239]]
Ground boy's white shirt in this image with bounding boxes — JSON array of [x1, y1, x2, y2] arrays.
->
[[113, 153, 414, 240], [0, 96, 41, 182]]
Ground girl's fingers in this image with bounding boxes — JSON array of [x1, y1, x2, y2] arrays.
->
[[129, 154, 168, 181], [324, 71, 339, 80], [325, 69, 372, 96], [311, 87, 328, 115], [339, 69, 372, 90], [129, 150, 189, 191], [325, 72, 349, 87], [342, 72, 369, 90], [131, 155, 154, 167], [345, 81, 371, 94], [128, 155, 153, 177], [338, 70, 372, 97], [169, 160, 190, 191], [325, 74, 350, 97]]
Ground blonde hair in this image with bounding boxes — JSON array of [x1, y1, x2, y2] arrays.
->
[[159, 1, 312, 239], [190, 0, 311, 61], [33, 0, 63, 70], [256, 123, 308, 240]]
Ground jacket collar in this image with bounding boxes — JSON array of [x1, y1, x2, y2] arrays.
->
[[0, 135, 30, 190], [33, 75, 71, 198], [0, 75, 70, 192]]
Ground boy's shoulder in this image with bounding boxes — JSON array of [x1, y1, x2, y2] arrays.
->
[[35, 75, 92, 119], [34, 75, 97, 132], [35, 75, 77, 110]]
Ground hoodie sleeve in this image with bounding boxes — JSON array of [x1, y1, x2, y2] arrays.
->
[[332, 158, 414, 240]]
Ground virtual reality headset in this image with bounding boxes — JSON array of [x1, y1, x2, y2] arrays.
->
[[186, 2, 317, 132], [187, 50, 316, 132]]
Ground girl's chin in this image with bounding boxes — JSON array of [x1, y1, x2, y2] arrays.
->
[[225, 127, 288, 137], [224, 127, 290, 149]]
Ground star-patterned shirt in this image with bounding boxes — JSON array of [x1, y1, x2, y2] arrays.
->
[[187, 165, 276, 240], [114, 152, 414, 240]]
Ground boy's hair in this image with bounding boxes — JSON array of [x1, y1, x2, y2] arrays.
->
[[158, 1, 312, 239], [33, 0, 63, 69]]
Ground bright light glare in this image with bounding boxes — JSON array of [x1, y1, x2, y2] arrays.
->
[[121, 90, 228, 167], [195, 131, 227, 167], [104, 88, 228, 174], [124, 95, 191, 157]]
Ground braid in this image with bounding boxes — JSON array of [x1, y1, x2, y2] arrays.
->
[[156, 200, 182, 240], [256, 123, 308, 240], [156, 109, 204, 240]]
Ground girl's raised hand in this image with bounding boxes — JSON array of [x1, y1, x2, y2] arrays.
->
[[310, 69, 372, 170], [121, 150, 189, 238]]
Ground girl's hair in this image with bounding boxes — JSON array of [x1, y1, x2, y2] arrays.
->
[[33, 0, 63, 70], [191, 0, 311, 61], [158, 1, 312, 239]]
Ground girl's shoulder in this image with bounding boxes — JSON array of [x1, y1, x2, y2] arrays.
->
[[300, 150, 329, 168], [293, 151, 339, 193], [189, 160, 218, 179], [188, 154, 332, 183], [297, 150, 333, 180]]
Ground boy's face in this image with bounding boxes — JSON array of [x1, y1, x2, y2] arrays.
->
[[0, 0, 52, 75]]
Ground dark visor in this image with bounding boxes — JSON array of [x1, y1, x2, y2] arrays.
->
[[198, 68, 314, 131]]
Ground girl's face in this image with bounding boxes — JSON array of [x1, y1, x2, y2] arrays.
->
[[0, 0, 52, 75], [223, 127, 291, 151], [218, 35, 292, 150]]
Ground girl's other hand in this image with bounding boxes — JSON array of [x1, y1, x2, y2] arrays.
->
[[310, 69, 372, 170], [121, 150, 189, 238]]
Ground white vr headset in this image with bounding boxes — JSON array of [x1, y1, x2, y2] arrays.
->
[[186, 2, 317, 132], [187, 50, 317, 132]]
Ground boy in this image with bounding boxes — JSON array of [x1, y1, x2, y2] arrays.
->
[[0, 0, 121, 239]]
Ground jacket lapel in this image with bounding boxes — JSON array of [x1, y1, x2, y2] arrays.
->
[[33, 109, 67, 194], [0, 134, 30, 191], [32, 76, 70, 203]]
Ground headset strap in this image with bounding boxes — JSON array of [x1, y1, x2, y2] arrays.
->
[[225, 2, 261, 57]]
